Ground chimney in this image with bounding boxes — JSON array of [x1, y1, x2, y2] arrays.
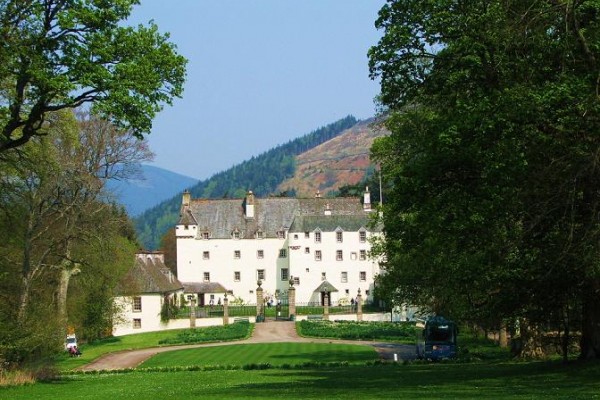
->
[[245, 190, 255, 219], [363, 186, 372, 212], [315, 190, 321, 198], [324, 203, 332, 216], [182, 190, 191, 207]]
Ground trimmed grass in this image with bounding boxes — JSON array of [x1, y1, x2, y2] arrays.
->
[[139, 342, 378, 368], [3, 361, 600, 399], [54, 324, 252, 371], [297, 320, 416, 344]]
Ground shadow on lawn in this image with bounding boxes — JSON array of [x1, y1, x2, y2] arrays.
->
[[197, 361, 600, 398]]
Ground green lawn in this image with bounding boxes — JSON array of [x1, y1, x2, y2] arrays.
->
[[139, 342, 378, 368], [4, 361, 600, 399], [55, 324, 252, 371]]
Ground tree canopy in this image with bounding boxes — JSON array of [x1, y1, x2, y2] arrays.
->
[[369, 0, 600, 359], [0, 0, 187, 153]]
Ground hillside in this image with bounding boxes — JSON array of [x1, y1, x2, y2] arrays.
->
[[277, 118, 387, 197], [134, 115, 388, 249], [107, 165, 198, 217]]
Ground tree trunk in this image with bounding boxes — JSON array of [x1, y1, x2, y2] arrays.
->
[[56, 265, 81, 329], [499, 324, 508, 348], [517, 319, 546, 359], [17, 275, 32, 323], [580, 281, 600, 360]]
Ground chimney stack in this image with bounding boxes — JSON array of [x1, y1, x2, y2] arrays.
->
[[363, 187, 372, 212], [245, 190, 255, 219], [182, 190, 191, 207]]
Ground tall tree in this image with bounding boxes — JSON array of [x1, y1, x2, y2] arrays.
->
[[0, 0, 186, 154], [369, 1, 600, 359], [0, 110, 151, 361]]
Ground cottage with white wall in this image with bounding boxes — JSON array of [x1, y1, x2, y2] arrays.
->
[[176, 189, 381, 306], [113, 252, 184, 336]]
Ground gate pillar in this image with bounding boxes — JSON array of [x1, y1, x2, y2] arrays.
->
[[357, 288, 363, 322], [223, 293, 229, 325], [288, 281, 296, 320], [256, 280, 264, 322]]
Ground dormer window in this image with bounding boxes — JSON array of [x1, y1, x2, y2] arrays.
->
[[359, 229, 367, 243], [277, 230, 285, 239], [232, 229, 241, 240], [201, 231, 210, 240], [256, 230, 264, 239], [314, 230, 322, 243]]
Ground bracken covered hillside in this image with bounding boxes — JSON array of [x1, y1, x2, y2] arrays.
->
[[278, 118, 388, 197]]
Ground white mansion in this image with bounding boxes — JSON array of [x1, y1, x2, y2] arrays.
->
[[175, 189, 382, 307]]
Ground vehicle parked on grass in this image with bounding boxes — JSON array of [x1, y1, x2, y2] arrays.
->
[[416, 316, 457, 360], [64, 334, 78, 351]]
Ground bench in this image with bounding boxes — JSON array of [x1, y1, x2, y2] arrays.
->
[[307, 315, 323, 321], [234, 317, 250, 323]]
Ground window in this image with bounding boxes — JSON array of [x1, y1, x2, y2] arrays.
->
[[336, 250, 343, 261], [203, 272, 210, 282], [201, 231, 209, 240], [203, 251, 210, 260], [359, 230, 367, 243], [184, 225, 189, 230], [305, 247, 310, 254], [345, 289, 350, 294], [257, 269, 265, 280], [293, 276, 300, 285], [234, 250, 241, 259], [281, 268, 289, 281], [294, 234, 298, 239], [279, 249, 287, 258], [350, 252, 357, 260], [133, 318, 141, 329], [277, 230, 285, 239], [341, 272, 348, 283], [304, 232, 310, 238], [133, 296, 142, 312], [256, 230, 264, 239], [321, 272, 326, 281], [359, 271, 366, 281], [234, 271, 241, 281], [233, 230, 240, 239], [257, 249, 264, 259], [314, 231, 321, 243], [359, 250, 367, 261], [336, 231, 343, 243], [315, 250, 322, 261]]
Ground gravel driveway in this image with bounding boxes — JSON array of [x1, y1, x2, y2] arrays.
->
[[77, 320, 415, 371]]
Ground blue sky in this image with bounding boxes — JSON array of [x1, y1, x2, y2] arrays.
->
[[128, 0, 385, 180]]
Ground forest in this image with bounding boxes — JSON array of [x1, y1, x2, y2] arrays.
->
[[134, 115, 359, 249]]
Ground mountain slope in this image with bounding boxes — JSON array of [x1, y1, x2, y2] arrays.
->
[[108, 165, 197, 217], [134, 115, 358, 249], [277, 118, 387, 197]]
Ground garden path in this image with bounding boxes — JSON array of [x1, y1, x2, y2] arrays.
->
[[77, 320, 414, 371]]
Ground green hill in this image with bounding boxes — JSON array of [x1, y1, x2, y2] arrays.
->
[[134, 115, 362, 249]]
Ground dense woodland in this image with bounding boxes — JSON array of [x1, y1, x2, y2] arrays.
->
[[135, 115, 359, 249], [369, 0, 600, 360], [0, 0, 186, 367]]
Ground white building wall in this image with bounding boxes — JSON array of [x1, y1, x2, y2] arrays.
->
[[177, 230, 291, 304], [177, 224, 381, 305], [289, 229, 380, 304], [113, 294, 165, 336]]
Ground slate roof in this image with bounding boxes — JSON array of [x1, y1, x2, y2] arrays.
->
[[183, 282, 228, 293], [178, 196, 378, 239], [117, 253, 183, 295], [314, 280, 339, 293]]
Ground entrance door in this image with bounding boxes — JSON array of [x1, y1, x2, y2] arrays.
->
[[275, 297, 289, 320], [320, 291, 331, 306]]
